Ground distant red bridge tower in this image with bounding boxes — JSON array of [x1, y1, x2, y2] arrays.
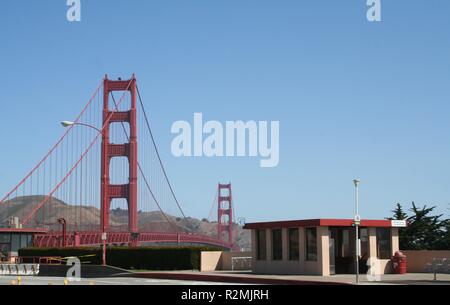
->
[[217, 183, 233, 246]]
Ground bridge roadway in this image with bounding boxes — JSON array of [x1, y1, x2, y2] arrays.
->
[[33, 231, 233, 249]]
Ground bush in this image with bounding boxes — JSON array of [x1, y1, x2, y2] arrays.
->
[[18, 246, 221, 270]]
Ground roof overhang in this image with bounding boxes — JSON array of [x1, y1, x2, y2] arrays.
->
[[243, 219, 396, 230]]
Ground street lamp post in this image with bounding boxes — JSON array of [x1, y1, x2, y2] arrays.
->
[[61, 121, 102, 133], [353, 179, 361, 284], [57, 218, 67, 247], [61, 120, 106, 265]]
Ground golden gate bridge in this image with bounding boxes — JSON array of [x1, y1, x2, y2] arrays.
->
[[0, 75, 235, 250]]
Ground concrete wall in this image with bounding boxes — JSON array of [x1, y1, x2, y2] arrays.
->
[[200, 251, 253, 272], [200, 251, 222, 272], [252, 227, 325, 276], [403, 250, 450, 273]]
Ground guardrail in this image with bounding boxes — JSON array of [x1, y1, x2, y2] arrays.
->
[[33, 231, 233, 249], [427, 258, 450, 280], [17, 256, 63, 265], [231, 256, 252, 271]]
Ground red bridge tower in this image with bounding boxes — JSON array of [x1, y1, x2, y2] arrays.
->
[[217, 183, 233, 246], [101, 75, 138, 234]]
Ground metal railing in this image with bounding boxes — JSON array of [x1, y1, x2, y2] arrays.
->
[[15, 256, 64, 265], [427, 258, 450, 280], [0, 263, 40, 276], [231, 256, 252, 271], [33, 231, 233, 249]]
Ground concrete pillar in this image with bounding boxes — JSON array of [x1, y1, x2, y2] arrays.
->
[[318, 226, 330, 276], [391, 228, 399, 254], [368, 228, 377, 259]]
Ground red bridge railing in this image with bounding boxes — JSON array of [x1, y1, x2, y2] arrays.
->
[[33, 232, 233, 249]]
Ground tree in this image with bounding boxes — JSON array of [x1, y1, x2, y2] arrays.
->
[[390, 202, 447, 250], [434, 218, 450, 250], [407, 202, 444, 250], [390, 203, 408, 220]]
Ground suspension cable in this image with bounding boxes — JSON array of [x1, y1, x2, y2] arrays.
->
[[135, 85, 191, 222], [22, 80, 132, 225], [207, 188, 218, 222]]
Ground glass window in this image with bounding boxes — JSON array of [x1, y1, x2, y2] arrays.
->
[[341, 229, 351, 257], [288, 228, 299, 260], [376, 228, 392, 259], [27, 234, 33, 246], [20, 234, 28, 248], [11, 234, 21, 252], [0, 233, 11, 244], [256, 229, 267, 260], [272, 229, 282, 260], [360, 228, 369, 259], [306, 228, 317, 261]]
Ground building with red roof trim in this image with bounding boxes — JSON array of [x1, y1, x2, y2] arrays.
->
[[243, 218, 406, 276]]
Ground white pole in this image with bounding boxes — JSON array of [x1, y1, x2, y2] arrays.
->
[[102, 239, 106, 266], [354, 179, 360, 284], [102, 232, 107, 266]]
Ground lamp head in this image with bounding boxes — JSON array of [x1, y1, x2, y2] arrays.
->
[[353, 179, 360, 187], [61, 121, 74, 128]]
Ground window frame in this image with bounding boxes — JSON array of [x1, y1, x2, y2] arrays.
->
[[0, 233, 11, 244], [305, 227, 318, 262], [256, 229, 267, 261], [376, 228, 392, 260], [271, 229, 283, 261], [288, 228, 300, 261]]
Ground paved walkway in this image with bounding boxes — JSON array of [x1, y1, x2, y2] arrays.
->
[[134, 271, 450, 285], [2, 271, 449, 285], [0, 275, 240, 286]]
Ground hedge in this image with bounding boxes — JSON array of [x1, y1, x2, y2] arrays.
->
[[18, 246, 221, 270]]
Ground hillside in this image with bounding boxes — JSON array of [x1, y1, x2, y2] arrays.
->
[[0, 196, 251, 250]]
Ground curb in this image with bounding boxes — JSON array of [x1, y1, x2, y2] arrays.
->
[[133, 272, 352, 285]]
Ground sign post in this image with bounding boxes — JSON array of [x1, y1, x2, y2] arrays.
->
[[353, 179, 361, 284]]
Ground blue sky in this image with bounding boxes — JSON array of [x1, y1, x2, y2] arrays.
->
[[0, 1, 449, 222]]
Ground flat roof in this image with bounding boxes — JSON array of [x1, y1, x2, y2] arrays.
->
[[0, 228, 48, 234], [243, 219, 395, 230]]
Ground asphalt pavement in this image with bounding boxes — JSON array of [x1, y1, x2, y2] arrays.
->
[[0, 275, 239, 285]]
